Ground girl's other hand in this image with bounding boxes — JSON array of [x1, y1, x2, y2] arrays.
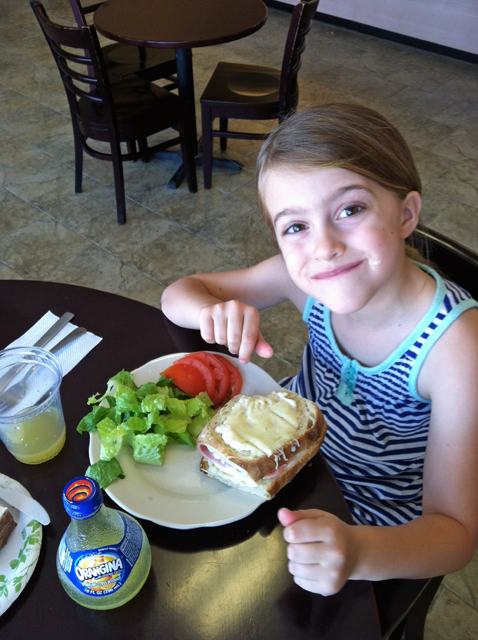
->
[[278, 508, 359, 596], [198, 300, 273, 364]]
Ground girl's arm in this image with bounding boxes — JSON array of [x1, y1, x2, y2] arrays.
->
[[161, 255, 307, 363], [279, 308, 478, 595]]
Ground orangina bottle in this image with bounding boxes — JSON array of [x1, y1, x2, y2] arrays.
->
[[57, 476, 151, 609]]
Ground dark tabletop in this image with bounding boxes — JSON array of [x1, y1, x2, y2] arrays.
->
[[94, 0, 268, 48], [0, 280, 380, 639]]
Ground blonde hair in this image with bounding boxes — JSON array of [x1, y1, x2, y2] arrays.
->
[[256, 103, 424, 261], [257, 103, 421, 212]]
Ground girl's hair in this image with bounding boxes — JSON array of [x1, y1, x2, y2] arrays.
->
[[257, 103, 422, 217]]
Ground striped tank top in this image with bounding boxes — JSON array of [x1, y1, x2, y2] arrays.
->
[[281, 267, 478, 526]]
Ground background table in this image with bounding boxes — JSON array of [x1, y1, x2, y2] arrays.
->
[[0, 280, 381, 639], [94, 0, 268, 190]]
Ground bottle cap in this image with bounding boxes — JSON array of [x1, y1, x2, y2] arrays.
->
[[62, 476, 103, 520]]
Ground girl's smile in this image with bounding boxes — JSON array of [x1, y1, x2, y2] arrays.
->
[[262, 166, 420, 316], [311, 259, 365, 280]]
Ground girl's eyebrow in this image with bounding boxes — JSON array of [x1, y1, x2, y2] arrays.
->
[[272, 184, 371, 225]]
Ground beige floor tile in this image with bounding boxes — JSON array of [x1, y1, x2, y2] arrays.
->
[[430, 203, 478, 254], [41, 244, 144, 294], [425, 586, 478, 640], [0, 188, 47, 238], [0, 217, 90, 278], [432, 129, 478, 170], [259, 302, 309, 370], [0, 153, 77, 203], [75, 203, 177, 260], [0, 264, 23, 280], [33, 176, 118, 227], [396, 115, 455, 152], [126, 226, 234, 286], [409, 145, 457, 187], [122, 278, 165, 310], [0, 130, 44, 172], [443, 546, 478, 608]]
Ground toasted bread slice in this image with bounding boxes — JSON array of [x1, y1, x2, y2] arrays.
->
[[197, 390, 327, 499], [0, 504, 16, 550]]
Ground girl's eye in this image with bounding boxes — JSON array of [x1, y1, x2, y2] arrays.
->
[[338, 205, 363, 219], [283, 223, 307, 235]]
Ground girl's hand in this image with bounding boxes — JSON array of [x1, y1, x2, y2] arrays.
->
[[198, 300, 273, 364], [278, 508, 359, 596]]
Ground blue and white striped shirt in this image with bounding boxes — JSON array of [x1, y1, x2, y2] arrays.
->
[[281, 267, 478, 526]]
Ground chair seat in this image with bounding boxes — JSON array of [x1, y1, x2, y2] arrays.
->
[[201, 62, 282, 119], [102, 42, 177, 79], [77, 76, 180, 141]]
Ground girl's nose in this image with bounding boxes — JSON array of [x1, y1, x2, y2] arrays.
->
[[311, 226, 345, 261]]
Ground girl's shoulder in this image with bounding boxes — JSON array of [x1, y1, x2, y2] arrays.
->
[[415, 266, 478, 401]]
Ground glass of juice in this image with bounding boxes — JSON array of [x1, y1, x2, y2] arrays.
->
[[0, 347, 66, 464]]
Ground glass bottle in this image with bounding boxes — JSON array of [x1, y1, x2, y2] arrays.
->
[[57, 476, 151, 609]]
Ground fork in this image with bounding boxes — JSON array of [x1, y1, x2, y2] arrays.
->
[[0, 327, 87, 414]]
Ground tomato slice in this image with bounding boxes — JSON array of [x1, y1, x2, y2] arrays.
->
[[215, 355, 242, 398], [187, 352, 230, 407], [175, 356, 215, 401], [162, 363, 208, 397]]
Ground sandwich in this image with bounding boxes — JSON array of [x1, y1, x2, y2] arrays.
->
[[0, 503, 16, 551], [197, 389, 327, 500]]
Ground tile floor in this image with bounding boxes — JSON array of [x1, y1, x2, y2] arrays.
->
[[1, 1, 477, 637]]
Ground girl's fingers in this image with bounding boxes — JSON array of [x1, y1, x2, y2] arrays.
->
[[237, 307, 262, 363], [287, 542, 324, 564], [199, 314, 217, 344], [254, 332, 274, 359]]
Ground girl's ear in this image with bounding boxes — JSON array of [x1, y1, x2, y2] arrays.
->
[[400, 191, 421, 239]]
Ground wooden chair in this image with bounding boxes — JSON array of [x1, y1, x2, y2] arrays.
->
[[31, 0, 195, 225], [68, 0, 177, 87], [200, 0, 319, 188], [373, 225, 478, 639]]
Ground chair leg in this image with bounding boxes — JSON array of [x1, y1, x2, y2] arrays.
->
[[72, 126, 84, 194], [219, 117, 228, 151], [201, 104, 213, 189], [110, 141, 127, 225], [138, 138, 150, 163], [127, 141, 137, 155], [179, 129, 196, 194]]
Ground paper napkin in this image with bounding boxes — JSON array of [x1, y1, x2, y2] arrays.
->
[[7, 311, 102, 376]]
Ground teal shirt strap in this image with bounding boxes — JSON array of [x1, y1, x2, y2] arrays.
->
[[303, 296, 316, 322], [408, 298, 478, 401]]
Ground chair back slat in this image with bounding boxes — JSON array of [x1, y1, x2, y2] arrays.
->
[[413, 226, 478, 300], [31, 1, 117, 127], [279, 0, 319, 119]]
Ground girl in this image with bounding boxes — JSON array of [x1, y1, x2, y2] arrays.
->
[[161, 104, 478, 596]]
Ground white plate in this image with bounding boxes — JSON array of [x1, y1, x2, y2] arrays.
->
[[0, 474, 42, 616], [89, 352, 281, 529]]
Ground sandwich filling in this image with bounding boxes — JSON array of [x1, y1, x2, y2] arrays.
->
[[214, 391, 300, 458], [198, 391, 308, 482]]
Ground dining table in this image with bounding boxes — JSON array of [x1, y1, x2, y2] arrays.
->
[[0, 280, 382, 639], [94, 0, 269, 192]]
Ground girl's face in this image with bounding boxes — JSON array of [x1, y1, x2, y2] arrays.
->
[[262, 166, 420, 315]]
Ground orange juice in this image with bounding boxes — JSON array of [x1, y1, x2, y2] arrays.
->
[[4, 406, 66, 464]]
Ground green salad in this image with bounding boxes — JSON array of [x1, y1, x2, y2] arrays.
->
[[77, 370, 215, 489]]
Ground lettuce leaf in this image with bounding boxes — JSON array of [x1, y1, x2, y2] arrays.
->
[[129, 433, 168, 465], [86, 458, 125, 489], [78, 368, 216, 488]]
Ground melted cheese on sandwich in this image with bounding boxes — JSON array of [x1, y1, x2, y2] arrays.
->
[[214, 391, 299, 457]]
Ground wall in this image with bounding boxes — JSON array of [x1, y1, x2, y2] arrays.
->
[[276, 0, 478, 55]]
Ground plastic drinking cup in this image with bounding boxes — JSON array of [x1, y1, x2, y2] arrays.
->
[[0, 347, 66, 464]]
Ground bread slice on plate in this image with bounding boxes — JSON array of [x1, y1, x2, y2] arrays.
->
[[197, 389, 327, 500], [0, 503, 16, 550]]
